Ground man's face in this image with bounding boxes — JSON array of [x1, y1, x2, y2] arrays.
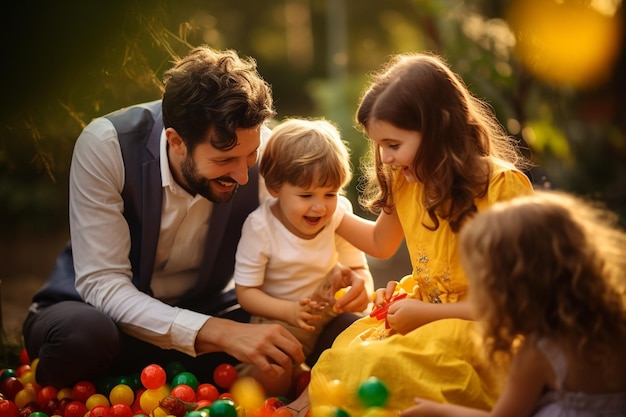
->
[[179, 127, 261, 203]]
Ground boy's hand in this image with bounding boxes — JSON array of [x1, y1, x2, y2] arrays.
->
[[290, 298, 327, 331]]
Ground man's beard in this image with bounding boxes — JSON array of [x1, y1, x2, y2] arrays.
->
[[180, 155, 238, 203]]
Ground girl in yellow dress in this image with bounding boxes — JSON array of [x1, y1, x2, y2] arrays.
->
[[288, 52, 534, 416]]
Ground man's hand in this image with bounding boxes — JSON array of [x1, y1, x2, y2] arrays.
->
[[195, 317, 305, 378]]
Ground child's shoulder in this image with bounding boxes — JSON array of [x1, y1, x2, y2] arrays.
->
[[536, 336, 626, 393], [244, 198, 277, 227], [483, 158, 533, 205]]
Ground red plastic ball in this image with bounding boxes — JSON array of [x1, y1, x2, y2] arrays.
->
[[14, 366, 30, 378], [212, 364, 237, 389], [140, 365, 167, 390], [19, 349, 30, 366], [89, 405, 110, 417], [40, 398, 62, 416], [170, 384, 196, 403], [131, 388, 145, 414], [16, 401, 38, 417], [263, 397, 285, 411], [37, 386, 59, 406], [107, 403, 133, 417], [0, 399, 19, 417], [64, 400, 88, 417], [295, 371, 310, 397], [272, 407, 292, 417], [194, 400, 212, 410], [72, 381, 97, 403], [0, 378, 24, 401], [195, 383, 219, 402]]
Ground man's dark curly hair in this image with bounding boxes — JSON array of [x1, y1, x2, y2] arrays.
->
[[162, 45, 276, 151]]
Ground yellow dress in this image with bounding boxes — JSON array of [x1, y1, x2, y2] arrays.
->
[[309, 161, 533, 416]]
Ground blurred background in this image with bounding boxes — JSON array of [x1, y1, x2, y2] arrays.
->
[[1, 0, 625, 339]]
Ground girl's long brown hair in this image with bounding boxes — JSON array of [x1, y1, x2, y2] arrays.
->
[[357, 53, 528, 232]]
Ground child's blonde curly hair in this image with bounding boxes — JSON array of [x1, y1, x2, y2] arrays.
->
[[460, 190, 626, 361]]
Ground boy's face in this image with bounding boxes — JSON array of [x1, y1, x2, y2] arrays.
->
[[269, 183, 340, 239]]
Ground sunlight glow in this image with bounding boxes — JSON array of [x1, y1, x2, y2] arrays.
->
[[507, 0, 623, 89]]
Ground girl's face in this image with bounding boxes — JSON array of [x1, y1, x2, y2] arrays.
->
[[269, 183, 339, 239], [367, 119, 422, 183]]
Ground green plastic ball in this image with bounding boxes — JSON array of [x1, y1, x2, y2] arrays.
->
[[357, 376, 389, 408], [208, 399, 237, 417], [170, 371, 199, 391]]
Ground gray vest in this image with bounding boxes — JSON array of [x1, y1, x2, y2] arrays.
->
[[32, 100, 259, 314]]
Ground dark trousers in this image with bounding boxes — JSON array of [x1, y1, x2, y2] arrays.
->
[[22, 300, 358, 389]]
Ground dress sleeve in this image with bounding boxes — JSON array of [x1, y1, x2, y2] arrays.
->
[[484, 168, 534, 207]]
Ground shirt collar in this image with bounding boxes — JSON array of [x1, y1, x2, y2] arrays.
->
[[159, 130, 186, 195]]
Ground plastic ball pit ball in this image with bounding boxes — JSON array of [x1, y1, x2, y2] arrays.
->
[[357, 376, 389, 408], [140, 364, 167, 390]]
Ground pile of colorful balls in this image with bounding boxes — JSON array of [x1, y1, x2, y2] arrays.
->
[[0, 348, 299, 417], [0, 348, 395, 417]]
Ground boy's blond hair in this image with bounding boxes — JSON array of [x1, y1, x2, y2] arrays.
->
[[260, 118, 352, 192]]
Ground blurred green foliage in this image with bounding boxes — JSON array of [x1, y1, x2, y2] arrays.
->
[[1, 0, 624, 239]]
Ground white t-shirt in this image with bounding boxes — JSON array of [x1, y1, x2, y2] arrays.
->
[[234, 195, 369, 301]]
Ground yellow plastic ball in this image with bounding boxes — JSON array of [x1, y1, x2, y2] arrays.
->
[[334, 286, 350, 300], [109, 384, 135, 406], [18, 370, 37, 386], [139, 387, 169, 414], [14, 388, 37, 409], [325, 379, 349, 407], [58, 387, 74, 400], [230, 376, 265, 414], [363, 407, 398, 417], [85, 393, 110, 410]]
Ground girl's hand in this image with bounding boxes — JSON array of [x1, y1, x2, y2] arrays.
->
[[400, 397, 446, 416], [291, 298, 326, 331], [373, 280, 399, 307], [386, 299, 439, 334]]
